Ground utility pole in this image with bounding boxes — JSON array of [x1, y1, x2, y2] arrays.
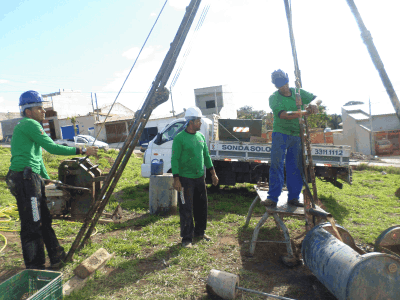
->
[[170, 85, 176, 117], [214, 89, 219, 115], [95, 93, 99, 121], [369, 98, 375, 155], [91, 93, 95, 116], [346, 0, 400, 122]]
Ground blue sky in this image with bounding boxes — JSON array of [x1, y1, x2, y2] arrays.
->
[[1, 0, 399, 117]]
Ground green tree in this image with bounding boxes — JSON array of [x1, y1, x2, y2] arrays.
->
[[67, 116, 78, 136], [306, 104, 329, 128], [327, 114, 342, 129], [237, 106, 267, 119], [237, 106, 272, 133]]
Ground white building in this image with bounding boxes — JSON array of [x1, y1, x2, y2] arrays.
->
[[336, 103, 400, 155], [194, 85, 237, 119]]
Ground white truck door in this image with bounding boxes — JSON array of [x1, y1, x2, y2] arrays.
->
[[150, 120, 187, 173]]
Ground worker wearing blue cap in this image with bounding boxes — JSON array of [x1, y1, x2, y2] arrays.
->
[[262, 70, 319, 208], [5, 90, 98, 270]]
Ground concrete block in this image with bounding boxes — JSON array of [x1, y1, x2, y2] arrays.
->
[[73, 248, 113, 279]]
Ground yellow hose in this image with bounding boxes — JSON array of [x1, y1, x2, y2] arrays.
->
[[0, 205, 97, 252], [0, 233, 7, 253]]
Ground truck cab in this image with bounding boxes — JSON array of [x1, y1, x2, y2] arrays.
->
[[141, 117, 212, 177]]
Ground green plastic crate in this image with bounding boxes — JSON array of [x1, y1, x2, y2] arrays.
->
[[0, 270, 62, 300]]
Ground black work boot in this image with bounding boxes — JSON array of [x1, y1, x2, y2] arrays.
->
[[287, 199, 304, 207], [260, 199, 277, 208], [50, 246, 66, 270]]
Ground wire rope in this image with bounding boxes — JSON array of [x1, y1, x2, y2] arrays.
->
[[92, 0, 169, 144], [170, 3, 210, 90]]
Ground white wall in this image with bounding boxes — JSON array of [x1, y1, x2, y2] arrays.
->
[[194, 85, 237, 119], [341, 108, 357, 150], [43, 90, 93, 119], [57, 115, 96, 139], [356, 125, 372, 155]]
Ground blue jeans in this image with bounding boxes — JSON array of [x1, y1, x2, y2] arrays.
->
[[268, 132, 303, 203]]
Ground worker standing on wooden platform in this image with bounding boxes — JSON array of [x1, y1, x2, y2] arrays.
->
[[262, 70, 318, 208], [5, 90, 98, 270], [171, 107, 219, 248]]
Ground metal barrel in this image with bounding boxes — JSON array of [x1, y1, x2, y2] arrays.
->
[[302, 223, 400, 300], [149, 174, 177, 215]]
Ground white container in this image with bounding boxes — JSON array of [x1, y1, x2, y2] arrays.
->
[[149, 174, 177, 215]]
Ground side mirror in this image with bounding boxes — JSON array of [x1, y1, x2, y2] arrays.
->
[[154, 133, 162, 145]]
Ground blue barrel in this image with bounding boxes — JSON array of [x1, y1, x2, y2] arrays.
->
[[302, 223, 400, 299], [151, 159, 164, 175]]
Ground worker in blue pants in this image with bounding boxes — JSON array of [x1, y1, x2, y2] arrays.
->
[[262, 69, 319, 208]]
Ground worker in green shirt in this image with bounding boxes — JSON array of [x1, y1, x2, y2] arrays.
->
[[171, 107, 219, 248], [5, 90, 98, 270], [262, 70, 319, 208]]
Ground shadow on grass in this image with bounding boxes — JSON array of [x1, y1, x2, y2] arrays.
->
[[318, 194, 350, 224], [65, 241, 211, 299], [235, 214, 337, 300]]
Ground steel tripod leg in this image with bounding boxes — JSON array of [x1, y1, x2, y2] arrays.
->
[[249, 211, 270, 256], [272, 213, 294, 258], [245, 196, 260, 226]]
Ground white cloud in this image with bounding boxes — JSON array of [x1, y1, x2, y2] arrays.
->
[[150, 12, 157, 17], [0, 79, 9, 84], [168, 0, 187, 10], [0, 97, 4, 103], [29, 80, 38, 84]]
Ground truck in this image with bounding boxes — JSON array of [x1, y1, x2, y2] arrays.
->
[[141, 115, 352, 189], [54, 134, 109, 151]]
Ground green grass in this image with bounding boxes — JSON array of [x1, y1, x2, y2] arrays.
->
[[1, 145, 400, 299]]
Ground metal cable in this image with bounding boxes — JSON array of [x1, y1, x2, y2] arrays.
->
[[91, 0, 169, 145], [170, 4, 210, 89]]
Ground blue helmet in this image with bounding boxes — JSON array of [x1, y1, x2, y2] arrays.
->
[[271, 69, 289, 88], [19, 90, 48, 116]]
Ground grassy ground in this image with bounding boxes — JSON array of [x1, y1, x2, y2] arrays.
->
[[0, 146, 400, 299]]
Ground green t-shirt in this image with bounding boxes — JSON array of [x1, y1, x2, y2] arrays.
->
[[9, 117, 77, 179], [269, 88, 316, 136], [171, 130, 213, 179]]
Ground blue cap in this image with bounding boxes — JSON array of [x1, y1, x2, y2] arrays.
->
[[271, 69, 289, 88]]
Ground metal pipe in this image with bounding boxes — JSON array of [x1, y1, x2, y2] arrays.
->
[[306, 208, 332, 219], [346, 0, 400, 121], [65, 0, 203, 261], [237, 286, 296, 300]]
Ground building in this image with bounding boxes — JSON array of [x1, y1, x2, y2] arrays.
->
[[336, 103, 400, 156], [194, 85, 237, 119]]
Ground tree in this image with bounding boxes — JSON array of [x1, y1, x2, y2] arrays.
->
[[306, 104, 329, 128], [67, 116, 78, 136], [237, 106, 272, 133], [237, 106, 267, 120], [327, 114, 342, 129]]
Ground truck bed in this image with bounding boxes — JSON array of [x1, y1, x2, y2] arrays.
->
[[209, 141, 351, 167]]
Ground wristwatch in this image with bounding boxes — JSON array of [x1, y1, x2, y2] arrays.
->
[[81, 148, 87, 155]]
